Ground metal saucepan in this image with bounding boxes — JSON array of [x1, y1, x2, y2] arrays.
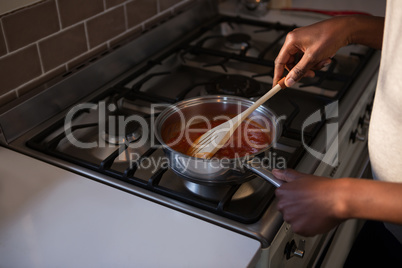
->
[[154, 95, 283, 187]]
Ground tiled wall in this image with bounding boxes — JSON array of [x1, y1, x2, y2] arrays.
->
[[0, 0, 196, 107]]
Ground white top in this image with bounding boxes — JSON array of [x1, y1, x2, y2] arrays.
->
[[368, 0, 402, 243], [0, 147, 261, 267]]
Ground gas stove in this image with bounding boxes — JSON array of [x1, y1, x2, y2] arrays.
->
[[21, 14, 371, 223], [0, 1, 381, 266]]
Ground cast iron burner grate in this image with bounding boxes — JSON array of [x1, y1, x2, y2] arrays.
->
[[224, 33, 251, 51], [205, 74, 263, 97], [26, 105, 278, 224], [26, 16, 375, 224], [180, 16, 375, 100]]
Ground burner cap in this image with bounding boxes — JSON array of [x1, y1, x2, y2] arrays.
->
[[206, 75, 261, 97], [102, 117, 142, 145], [224, 33, 251, 51]]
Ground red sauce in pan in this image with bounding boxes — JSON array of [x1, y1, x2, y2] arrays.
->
[[165, 119, 272, 159]]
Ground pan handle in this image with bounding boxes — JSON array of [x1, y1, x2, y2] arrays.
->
[[244, 160, 283, 188]]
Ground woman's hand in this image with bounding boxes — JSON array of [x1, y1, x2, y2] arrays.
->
[[273, 15, 384, 87], [273, 169, 347, 236], [273, 16, 352, 87], [273, 169, 402, 237]]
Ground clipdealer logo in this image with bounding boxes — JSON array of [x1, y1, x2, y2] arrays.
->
[[62, 101, 288, 169], [64, 101, 152, 150], [301, 101, 339, 167], [63, 100, 339, 168]]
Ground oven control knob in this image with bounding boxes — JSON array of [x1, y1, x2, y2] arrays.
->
[[358, 115, 370, 128], [284, 239, 305, 260], [350, 128, 367, 143]]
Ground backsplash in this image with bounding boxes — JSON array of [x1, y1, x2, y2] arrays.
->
[[0, 0, 197, 107]]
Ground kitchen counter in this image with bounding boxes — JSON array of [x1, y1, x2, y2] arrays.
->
[[0, 147, 260, 267]]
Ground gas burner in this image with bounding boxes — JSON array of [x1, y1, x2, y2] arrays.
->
[[205, 75, 262, 97], [101, 103, 143, 145], [224, 33, 251, 51], [102, 117, 142, 145], [182, 176, 267, 202]]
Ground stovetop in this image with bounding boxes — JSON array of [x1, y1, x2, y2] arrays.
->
[[0, 0, 382, 247], [22, 15, 375, 224]]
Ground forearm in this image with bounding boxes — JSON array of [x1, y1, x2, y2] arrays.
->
[[338, 178, 402, 224], [346, 15, 384, 49]]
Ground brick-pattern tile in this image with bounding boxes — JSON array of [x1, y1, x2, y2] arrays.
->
[[172, 0, 196, 14], [109, 25, 142, 49], [160, 0, 182, 11], [58, 0, 104, 28], [87, 7, 126, 48], [144, 11, 172, 31], [0, 45, 42, 94], [39, 24, 88, 72], [0, 25, 7, 57], [126, 0, 157, 29], [0, 0, 191, 102], [67, 44, 108, 70], [105, 0, 126, 9], [2, 0, 59, 52]]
